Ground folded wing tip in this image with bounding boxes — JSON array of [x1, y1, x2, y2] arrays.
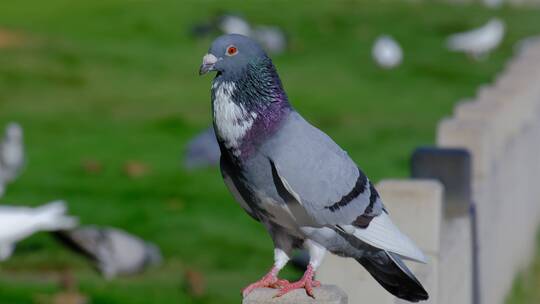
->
[[350, 212, 428, 264]]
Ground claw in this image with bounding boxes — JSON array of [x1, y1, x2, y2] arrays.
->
[[269, 279, 290, 288], [274, 264, 319, 298], [242, 267, 288, 298]]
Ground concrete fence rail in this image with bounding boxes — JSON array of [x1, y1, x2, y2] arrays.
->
[[318, 40, 540, 304]]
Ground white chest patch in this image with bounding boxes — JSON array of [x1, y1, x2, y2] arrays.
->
[[212, 81, 257, 155]]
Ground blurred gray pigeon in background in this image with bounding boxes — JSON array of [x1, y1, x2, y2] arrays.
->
[[0, 122, 25, 183], [447, 18, 505, 60], [191, 13, 287, 55], [482, 0, 504, 8], [199, 34, 428, 301], [0, 200, 78, 261], [252, 26, 287, 55], [54, 226, 162, 279], [184, 127, 221, 169], [372, 35, 403, 69], [190, 13, 251, 39], [218, 14, 251, 36]]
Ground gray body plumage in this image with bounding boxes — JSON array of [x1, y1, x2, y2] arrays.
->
[[220, 110, 382, 254], [201, 34, 428, 302]]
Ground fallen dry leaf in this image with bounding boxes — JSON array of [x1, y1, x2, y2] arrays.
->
[[166, 198, 185, 211], [183, 268, 206, 298], [81, 159, 103, 175], [0, 28, 24, 48], [33, 271, 89, 304], [123, 160, 150, 178], [52, 292, 88, 304]]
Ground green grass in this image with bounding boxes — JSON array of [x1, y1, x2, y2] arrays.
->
[[506, 231, 540, 304], [0, 0, 540, 303]]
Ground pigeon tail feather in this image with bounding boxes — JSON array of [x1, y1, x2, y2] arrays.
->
[[357, 251, 428, 302], [349, 211, 426, 263], [35, 200, 66, 215]]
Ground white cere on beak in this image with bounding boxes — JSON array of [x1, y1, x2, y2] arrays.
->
[[202, 53, 218, 66]]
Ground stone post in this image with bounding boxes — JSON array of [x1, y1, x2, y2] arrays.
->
[[242, 285, 348, 304]]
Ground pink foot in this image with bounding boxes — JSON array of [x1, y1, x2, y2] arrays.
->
[[242, 267, 289, 298], [274, 265, 321, 298]]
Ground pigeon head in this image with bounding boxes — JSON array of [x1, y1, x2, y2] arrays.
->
[[199, 34, 288, 106], [5, 123, 22, 141], [199, 34, 267, 79], [200, 34, 290, 159], [144, 243, 163, 266]]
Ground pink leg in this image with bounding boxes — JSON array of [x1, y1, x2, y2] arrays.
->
[[242, 266, 289, 297], [274, 264, 321, 298]]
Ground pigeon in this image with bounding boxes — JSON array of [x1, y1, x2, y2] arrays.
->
[[190, 22, 216, 39], [218, 14, 251, 36], [190, 13, 251, 39], [53, 226, 162, 279], [252, 26, 287, 55], [482, 0, 504, 8], [0, 200, 78, 261], [446, 18, 505, 60], [372, 35, 403, 69], [184, 127, 221, 169], [190, 14, 287, 55], [0, 122, 25, 183], [199, 34, 428, 301]]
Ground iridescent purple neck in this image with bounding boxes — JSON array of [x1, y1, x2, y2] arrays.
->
[[214, 56, 292, 161], [237, 101, 291, 158]]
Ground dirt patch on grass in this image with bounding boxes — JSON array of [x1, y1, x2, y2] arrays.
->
[[0, 28, 24, 48]]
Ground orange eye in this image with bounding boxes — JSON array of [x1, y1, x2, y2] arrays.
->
[[226, 46, 238, 56]]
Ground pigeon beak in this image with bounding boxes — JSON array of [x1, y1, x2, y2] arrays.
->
[[199, 53, 218, 75]]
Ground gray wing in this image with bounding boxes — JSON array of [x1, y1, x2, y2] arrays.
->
[[220, 155, 270, 222], [221, 161, 256, 221], [262, 111, 384, 227], [262, 112, 426, 263]]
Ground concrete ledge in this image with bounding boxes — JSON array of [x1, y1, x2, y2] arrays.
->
[[242, 285, 347, 304], [437, 117, 491, 178], [318, 255, 394, 304]]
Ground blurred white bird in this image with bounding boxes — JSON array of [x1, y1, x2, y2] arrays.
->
[[0, 200, 78, 261], [483, 0, 504, 8], [252, 26, 287, 54], [218, 14, 251, 36], [372, 35, 403, 69], [0, 122, 25, 183], [446, 18, 505, 60]]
